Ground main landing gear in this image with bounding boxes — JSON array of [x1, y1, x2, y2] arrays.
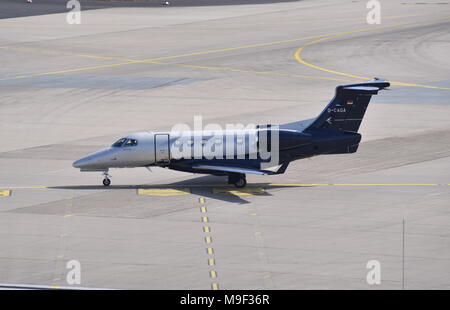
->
[[228, 173, 247, 188], [102, 170, 111, 187]]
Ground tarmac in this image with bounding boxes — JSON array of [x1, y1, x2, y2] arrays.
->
[[0, 0, 450, 289]]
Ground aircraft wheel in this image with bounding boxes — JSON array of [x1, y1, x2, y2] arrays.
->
[[234, 177, 247, 188], [103, 178, 111, 187]]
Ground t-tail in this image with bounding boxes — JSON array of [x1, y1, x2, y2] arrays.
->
[[302, 78, 390, 155], [307, 78, 390, 132]]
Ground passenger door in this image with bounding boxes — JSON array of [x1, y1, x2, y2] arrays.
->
[[155, 134, 170, 163]]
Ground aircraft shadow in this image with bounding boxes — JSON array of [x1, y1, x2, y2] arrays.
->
[[49, 175, 309, 204]]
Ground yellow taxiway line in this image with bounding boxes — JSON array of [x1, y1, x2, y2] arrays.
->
[[0, 184, 448, 190], [294, 16, 450, 90], [1, 15, 449, 90], [0, 184, 446, 199], [0, 186, 48, 189]]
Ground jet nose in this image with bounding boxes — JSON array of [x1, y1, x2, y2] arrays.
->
[[72, 157, 90, 169], [73, 148, 113, 169]]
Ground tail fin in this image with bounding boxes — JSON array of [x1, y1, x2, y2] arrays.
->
[[307, 78, 390, 132]]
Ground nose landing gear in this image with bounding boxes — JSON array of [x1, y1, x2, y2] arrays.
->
[[228, 173, 247, 188], [102, 170, 111, 187]]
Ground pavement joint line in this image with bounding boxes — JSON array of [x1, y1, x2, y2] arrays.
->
[[250, 206, 274, 288], [401, 2, 449, 4], [2, 15, 449, 89], [294, 15, 450, 90]]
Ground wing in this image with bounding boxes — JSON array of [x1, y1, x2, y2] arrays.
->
[[191, 162, 289, 175]]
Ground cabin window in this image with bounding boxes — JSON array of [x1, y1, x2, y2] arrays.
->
[[124, 139, 138, 147]]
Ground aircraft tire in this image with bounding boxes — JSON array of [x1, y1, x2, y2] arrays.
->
[[234, 177, 247, 188]]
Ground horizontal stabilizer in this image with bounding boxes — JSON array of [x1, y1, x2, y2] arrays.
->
[[341, 86, 380, 94]]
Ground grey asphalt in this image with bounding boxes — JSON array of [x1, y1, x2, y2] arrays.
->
[[0, 0, 450, 289], [0, 0, 299, 19]]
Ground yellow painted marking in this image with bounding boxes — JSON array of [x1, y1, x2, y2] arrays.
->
[[144, 34, 337, 62], [150, 60, 349, 82], [294, 16, 450, 90], [207, 248, 214, 255], [333, 183, 439, 186], [210, 270, 217, 279], [63, 214, 75, 217], [250, 213, 257, 216], [205, 236, 212, 244], [199, 197, 206, 204], [200, 206, 207, 213], [0, 190, 11, 197], [0, 186, 47, 189], [1, 15, 449, 89], [58, 234, 67, 238], [202, 216, 209, 223], [0, 183, 446, 195], [203, 226, 210, 233], [211, 283, 219, 290], [208, 258, 215, 266], [0, 16, 422, 82], [213, 187, 266, 196], [0, 61, 139, 82], [269, 183, 440, 187], [51, 286, 61, 289], [137, 188, 190, 196], [0, 32, 338, 83], [270, 183, 329, 187]]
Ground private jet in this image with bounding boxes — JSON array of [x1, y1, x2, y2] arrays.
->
[[73, 78, 390, 188]]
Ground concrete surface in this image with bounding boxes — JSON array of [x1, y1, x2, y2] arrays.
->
[[0, 0, 450, 289]]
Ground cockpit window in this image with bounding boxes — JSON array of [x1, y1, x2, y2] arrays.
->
[[112, 138, 127, 147], [124, 139, 138, 147]]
